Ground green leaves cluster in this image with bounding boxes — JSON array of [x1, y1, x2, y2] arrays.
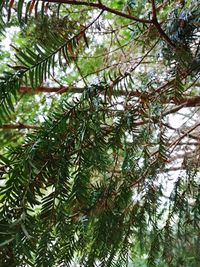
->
[[0, 1, 200, 267], [0, 12, 92, 123]]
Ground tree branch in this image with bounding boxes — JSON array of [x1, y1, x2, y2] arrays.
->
[[170, 122, 200, 153], [163, 123, 199, 141], [0, 124, 39, 130], [19, 86, 200, 107], [151, 0, 176, 49], [19, 86, 84, 94], [163, 96, 200, 116], [151, 0, 157, 20], [40, 0, 152, 24]]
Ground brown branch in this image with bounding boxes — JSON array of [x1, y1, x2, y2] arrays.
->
[[151, 0, 176, 49], [19, 85, 200, 106], [0, 124, 39, 130], [164, 166, 185, 172], [130, 158, 158, 187], [19, 85, 145, 96], [179, 96, 200, 106], [169, 152, 199, 163], [170, 122, 200, 153], [163, 123, 199, 141], [19, 86, 79, 94], [176, 141, 200, 146], [163, 96, 200, 116], [40, 0, 152, 24], [153, 20, 176, 49], [152, 79, 175, 96], [151, 0, 157, 20]]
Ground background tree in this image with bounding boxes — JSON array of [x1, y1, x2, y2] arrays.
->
[[0, 0, 200, 266]]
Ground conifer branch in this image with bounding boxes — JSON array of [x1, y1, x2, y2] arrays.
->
[[40, 0, 152, 24], [151, 0, 176, 49], [19, 86, 200, 107], [0, 123, 39, 129]]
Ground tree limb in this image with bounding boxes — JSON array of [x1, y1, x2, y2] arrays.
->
[[40, 0, 152, 24], [0, 124, 39, 130], [19, 86, 200, 107], [151, 0, 176, 49]]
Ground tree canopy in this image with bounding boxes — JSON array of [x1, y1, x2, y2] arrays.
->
[[0, 0, 200, 266]]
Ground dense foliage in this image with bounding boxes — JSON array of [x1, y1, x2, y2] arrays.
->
[[0, 0, 200, 266]]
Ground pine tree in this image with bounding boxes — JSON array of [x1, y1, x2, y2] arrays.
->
[[0, 1, 200, 266]]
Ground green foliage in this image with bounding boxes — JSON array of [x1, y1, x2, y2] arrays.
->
[[0, 0, 200, 266], [162, 1, 200, 74], [0, 17, 92, 122]]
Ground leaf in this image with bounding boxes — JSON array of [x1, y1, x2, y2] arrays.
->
[[67, 42, 75, 58], [34, 0, 38, 18], [29, 0, 35, 15], [83, 32, 89, 48], [21, 223, 32, 239], [44, 2, 49, 14], [0, 154, 10, 165], [17, 0, 24, 22], [0, 237, 14, 247], [9, 0, 14, 9]]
